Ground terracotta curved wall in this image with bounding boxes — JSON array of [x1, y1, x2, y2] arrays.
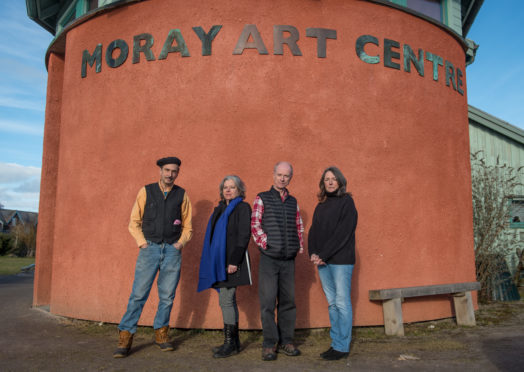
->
[[35, 0, 475, 328]]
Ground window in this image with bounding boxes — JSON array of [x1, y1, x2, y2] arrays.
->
[[510, 198, 524, 228], [89, 0, 99, 11], [407, 0, 442, 22], [390, 0, 443, 24], [56, 0, 123, 34]]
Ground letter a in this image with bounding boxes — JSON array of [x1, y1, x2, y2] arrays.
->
[[233, 25, 268, 55]]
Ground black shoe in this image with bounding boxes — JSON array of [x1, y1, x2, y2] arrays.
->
[[233, 323, 241, 351], [278, 343, 301, 356], [322, 349, 349, 360], [213, 324, 239, 358], [212, 324, 228, 354], [262, 347, 277, 361], [213, 342, 238, 358], [320, 347, 334, 358], [212, 345, 222, 354]]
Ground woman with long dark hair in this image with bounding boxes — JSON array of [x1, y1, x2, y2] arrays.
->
[[308, 166, 358, 360], [197, 175, 252, 358]]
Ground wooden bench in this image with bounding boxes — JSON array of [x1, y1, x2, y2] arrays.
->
[[369, 282, 481, 336]]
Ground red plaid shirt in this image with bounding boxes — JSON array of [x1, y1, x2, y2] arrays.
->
[[251, 189, 304, 252]]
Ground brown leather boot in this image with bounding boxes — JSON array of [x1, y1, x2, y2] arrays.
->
[[113, 330, 133, 358], [154, 326, 174, 351]]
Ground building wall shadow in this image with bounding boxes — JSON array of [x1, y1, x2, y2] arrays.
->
[[173, 199, 213, 343], [482, 335, 524, 371]]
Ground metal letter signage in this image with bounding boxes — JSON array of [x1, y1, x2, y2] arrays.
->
[[384, 39, 401, 70], [445, 61, 457, 90], [133, 33, 155, 64], [425, 52, 444, 81], [81, 44, 102, 77], [233, 24, 269, 55], [159, 29, 190, 59], [355, 35, 380, 64], [273, 25, 302, 56], [106, 39, 128, 68], [306, 28, 337, 58], [79, 25, 465, 97], [403, 44, 424, 77], [192, 25, 222, 56]]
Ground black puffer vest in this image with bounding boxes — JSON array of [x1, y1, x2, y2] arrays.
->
[[258, 187, 300, 259], [142, 183, 185, 244]]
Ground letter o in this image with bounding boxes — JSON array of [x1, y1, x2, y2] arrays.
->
[[106, 39, 129, 68]]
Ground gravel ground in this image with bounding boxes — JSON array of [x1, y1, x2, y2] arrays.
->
[[1, 273, 523, 372]]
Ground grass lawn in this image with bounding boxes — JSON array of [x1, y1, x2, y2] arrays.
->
[[0, 256, 35, 276]]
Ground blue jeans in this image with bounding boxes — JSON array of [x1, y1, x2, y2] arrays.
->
[[118, 241, 182, 333], [317, 264, 354, 352]]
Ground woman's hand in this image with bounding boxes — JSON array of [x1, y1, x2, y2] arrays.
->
[[227, 265, 238, 274], [310, 254, 326, 266]]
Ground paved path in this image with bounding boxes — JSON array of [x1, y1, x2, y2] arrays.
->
[[1, 273, 523, 371]]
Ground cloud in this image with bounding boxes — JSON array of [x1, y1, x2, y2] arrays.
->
[[0, 63, 48, 111], [0, 162, 41, 212], [14, 178, 41, 193], [0, 43, 47, 64], [0, 162, 41, 183], [0, 95, 46, 111], [0, 57, 49, 84], [0, 119, 44, 136], [0, 84, 41, 97], [0, 187, 39, 212]]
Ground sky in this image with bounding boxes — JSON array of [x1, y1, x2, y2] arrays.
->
[[0, 2, 53, 212], [0, 1, 523, 212]]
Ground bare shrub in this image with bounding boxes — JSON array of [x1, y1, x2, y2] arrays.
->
[[8, 224, 37, 257], [470, 151, 523, 302]]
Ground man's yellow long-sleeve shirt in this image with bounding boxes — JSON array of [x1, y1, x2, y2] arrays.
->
[[128, 183, 193, 247]]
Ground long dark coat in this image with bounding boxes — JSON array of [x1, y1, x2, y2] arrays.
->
[[211, 200, 252, 288]]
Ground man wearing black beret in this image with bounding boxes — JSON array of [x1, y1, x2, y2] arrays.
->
[[114, 157, 192, 358]]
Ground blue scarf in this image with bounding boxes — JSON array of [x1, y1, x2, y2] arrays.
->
[[197, 197, 243, 292]]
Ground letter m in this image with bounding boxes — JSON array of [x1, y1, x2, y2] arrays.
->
[[81, 44, 102, 78]]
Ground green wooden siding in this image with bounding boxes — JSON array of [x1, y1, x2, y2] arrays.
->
[[469, 106, 524, 274], [469, 122, 524, 196], [445, 0, 463, 35]]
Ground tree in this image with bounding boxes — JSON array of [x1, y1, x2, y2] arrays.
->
[[471, 151, 523, 302], [0, 234, 12, 256], [8, 224, 37, 257]]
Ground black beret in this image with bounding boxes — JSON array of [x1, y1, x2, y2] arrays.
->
[[156, 157, 181, 167]]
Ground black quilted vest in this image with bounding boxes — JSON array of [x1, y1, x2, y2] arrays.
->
[[142, 183, 185, 244], [258, 187, 300, 259]]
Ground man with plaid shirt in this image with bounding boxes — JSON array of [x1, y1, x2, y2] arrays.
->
[[251, 161, 304, 361]]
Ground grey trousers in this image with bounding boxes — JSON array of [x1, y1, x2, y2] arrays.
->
[[219, 287, 238, 325], [258, 254, 296, 348]]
